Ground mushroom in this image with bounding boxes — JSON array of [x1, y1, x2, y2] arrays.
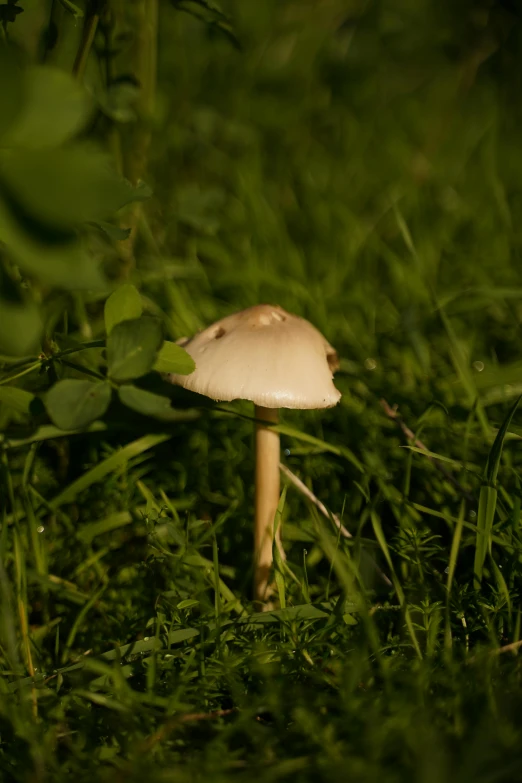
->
[[169, 304, 341, 604]]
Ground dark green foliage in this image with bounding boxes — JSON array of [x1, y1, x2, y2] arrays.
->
[[0, 385, 34, 414], [0, 46, 25, 137], [106, 317, 164, 381], [0, 299, 42, 355], [45, 378, 112, 429], [104, 284, 143, 335], [154, 340, 196, 374], [0, 50, 151, 348], [2, 1, 522, 782], [118, 383, 193, 420], [0, 148, 151, 229], [0, 65, 90, 148]]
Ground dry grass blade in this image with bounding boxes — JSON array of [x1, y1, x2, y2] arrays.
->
[[280, 462, 392, 587], [280, 463, 351, 538]]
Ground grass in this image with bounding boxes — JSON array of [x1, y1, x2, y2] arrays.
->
[[2, 0, 522, 781]]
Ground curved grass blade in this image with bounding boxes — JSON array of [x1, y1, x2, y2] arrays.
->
[[474, 395, 521, 588], [48, 433, 171, 509]]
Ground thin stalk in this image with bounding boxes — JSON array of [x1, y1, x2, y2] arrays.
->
[[40, 0, 61, 62], [72, 1, 102, 80], [119, 0, 158, 277], [125, 0, 157, 185], [280, 463, 392, 588], [254, 406, 280, 605], [100, 2, 124, 175], [0, 362, 41, 386], [13, 529, 38, 717]]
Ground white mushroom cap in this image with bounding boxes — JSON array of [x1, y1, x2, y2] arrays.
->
[[169, 304, 341, 409]]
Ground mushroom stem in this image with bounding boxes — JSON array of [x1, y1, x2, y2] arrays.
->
[[254, 405, 280, 604]]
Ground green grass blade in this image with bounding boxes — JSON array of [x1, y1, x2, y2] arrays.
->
[[371, 510, 422, 659], [62, 586, 106, 664], [474, 484, 497, 589], [48, 434, 171, 509], [273, 424, 363, 471], [446, 500, 465, 596], [76, 511, 133, 544], [473, 396, 521, 588], [212, 534, 221, 619], [484, 394, 522, 485], [438, 307, 490, 437], [490, 555, 512, 617], [273, 486, 288, 609]]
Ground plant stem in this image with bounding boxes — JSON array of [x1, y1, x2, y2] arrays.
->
[[72, 0, 102, 80], [100, 2, 124, 174], [118, 0, 158, 278], [254, 405, 280, 605], [125, 0, 158, 186], [280, 462, 392, 588], [40, 0, 61, 62], [0, 362, 41, 386]]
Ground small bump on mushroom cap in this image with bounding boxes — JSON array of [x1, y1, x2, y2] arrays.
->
[[169, 304, 342, 409]]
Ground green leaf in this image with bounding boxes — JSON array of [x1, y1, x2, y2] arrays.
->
[[0, 193, 105, 290], [0, 300, 42, 355], [1, 66, 90, 149], [104, 284, 143, 335], [0, 386, 35, 415], [0, 147, 152, 230], [177, 599, 199, 610], [0, 47, 25, 139], [45, 380, 112, 430], [107, 317, 163, 382], [118, 384, 193, 421], [153, 340, 195, 375]]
